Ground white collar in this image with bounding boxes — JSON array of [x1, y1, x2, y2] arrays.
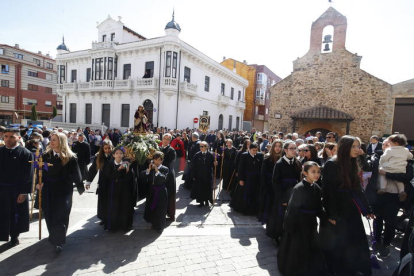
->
[[283, 155, 293, 164], [249, 152, 255, 158], [157, 164, 162, 170], [53, 150, 60, 157], [114, 160, 123, 165], [6, 144, 19, 150]]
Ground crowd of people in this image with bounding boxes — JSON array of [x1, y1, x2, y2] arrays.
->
[[1, 124, 414, 276]]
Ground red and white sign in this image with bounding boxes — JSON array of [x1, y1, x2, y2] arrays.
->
[[193, 117, 199, 124]]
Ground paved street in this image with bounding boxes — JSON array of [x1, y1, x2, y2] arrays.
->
[[0, 172, 403, 275]]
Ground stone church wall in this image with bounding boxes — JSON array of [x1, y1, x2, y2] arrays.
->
[[269, 49, 393, 142]]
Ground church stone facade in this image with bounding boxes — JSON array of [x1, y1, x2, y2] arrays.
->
[[269, 7, 395, 142]]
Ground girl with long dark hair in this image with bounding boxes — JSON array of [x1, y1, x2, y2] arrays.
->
[[321, 135, 374, 276], [258, 139, 283, 225], [85, 140, 113, 226], [301, 144, 321, 165]]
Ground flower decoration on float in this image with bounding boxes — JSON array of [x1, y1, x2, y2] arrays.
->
[[119, 133, 161, 165]]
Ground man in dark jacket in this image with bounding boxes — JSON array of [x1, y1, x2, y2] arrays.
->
[[367, 135, 383, 156], [72, 133, 91, 181], [111, 129, 122, 147], [206, 131, 216, 150], [183, 133, 201, 190], [190, 141, 217, 207], [0, 129, 33, 246], [160, 133, 176, 220]]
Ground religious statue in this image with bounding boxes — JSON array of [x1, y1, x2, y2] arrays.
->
[[134, 105, 148, 134]]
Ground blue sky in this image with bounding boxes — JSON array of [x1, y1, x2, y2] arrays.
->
[[1, 0, 413, 84]]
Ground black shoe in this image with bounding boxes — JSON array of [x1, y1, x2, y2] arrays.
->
[[9, 237, 19, 247], [377, 244, 390, 258], [54, 246, 62, 254], [198, 203, 204, 208]]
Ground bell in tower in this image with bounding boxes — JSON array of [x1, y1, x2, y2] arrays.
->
[[321, 29, 333, 53], [323, 43, 331, 52]]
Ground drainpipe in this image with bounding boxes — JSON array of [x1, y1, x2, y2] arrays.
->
[[157, 48, 162, 127], [175, 51, 182, 129]]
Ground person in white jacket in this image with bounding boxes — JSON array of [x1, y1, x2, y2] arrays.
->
[[378, 134, 413, 201]]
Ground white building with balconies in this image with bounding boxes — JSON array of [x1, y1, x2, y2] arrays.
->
[[56, 14, 248, 131]]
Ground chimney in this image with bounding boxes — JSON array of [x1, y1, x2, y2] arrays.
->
[[15, 44, 19, 48], [243, 60, 247, 64], [38, 51, 42, 55], [223, 56, 226, 61]]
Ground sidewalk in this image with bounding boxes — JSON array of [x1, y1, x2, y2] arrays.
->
[[0, 174, 402, 275]]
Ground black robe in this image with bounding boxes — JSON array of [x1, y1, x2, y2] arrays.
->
[[277, 180, 330, 276], [213, 139, 225, 179], [258, 157, 276, 224], [72, 141, 91, 181], [0, 146, 33, 241], [42, 153, 83, 246], [190, 151, 214, 204], [105, 161, 135, 232], [222, 147, 237, 191], [86, 154, 111, 221], [183, 140, 200, 189], [266, 157, 301, 240], [161, 146, 176, 219], [320, 159, 372, 276], [141, 165, 169, 230], [230, 152, 263, 215]]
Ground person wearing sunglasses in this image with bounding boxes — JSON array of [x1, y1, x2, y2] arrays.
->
[[191, 141, 217, 207], [325, 132, 336, 143], [301, 144, 322, 166]]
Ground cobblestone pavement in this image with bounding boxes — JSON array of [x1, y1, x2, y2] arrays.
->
[[0, 173, 403, 275]]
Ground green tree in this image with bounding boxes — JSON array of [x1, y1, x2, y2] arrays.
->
[[31, 104, 38, 121], [52, 105, 57, 118]]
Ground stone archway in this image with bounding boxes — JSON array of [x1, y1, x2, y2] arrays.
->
[[143, 99, 154, 125], [305, 128, 331, 138]]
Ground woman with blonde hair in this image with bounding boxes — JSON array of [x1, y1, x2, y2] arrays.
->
[[37, 132, 83, 254]]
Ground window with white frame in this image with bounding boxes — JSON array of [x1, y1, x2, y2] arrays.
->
[[46, 74, 53, 81], [256, 89, 264, 99], [1, 95, 9, 103], [33, 58, 41, 66], [28, 71, 38, 77], [46, 62, 53, 70], [14, 53, 23, 59], [1, 80, 9, 87], [0, 49, 4, 55], [1, 64, 9, 74], [45, 101, 52, 107]]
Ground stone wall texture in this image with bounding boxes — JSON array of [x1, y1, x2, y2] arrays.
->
[[269, 49, 394, 142]]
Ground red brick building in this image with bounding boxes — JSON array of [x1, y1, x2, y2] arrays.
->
[[0, 44, 61, 125]]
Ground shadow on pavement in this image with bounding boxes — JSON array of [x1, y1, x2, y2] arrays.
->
[[0, 217, 161, 276]]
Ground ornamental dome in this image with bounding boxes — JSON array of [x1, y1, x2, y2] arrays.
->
[[56, 37, 68, 51], [165, 11, 181, 32]]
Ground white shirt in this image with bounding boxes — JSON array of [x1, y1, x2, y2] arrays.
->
[[53, 150, 60, 157], [6, 144, 20, 150], [371, 142, 378, 152], [283, 155, 294, 165]]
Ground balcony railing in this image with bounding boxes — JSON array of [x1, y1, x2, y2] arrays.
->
[[218, 95, 231, 105], [236, 101, 246, 109], [136, 78, 158, 90], [254, 114, 265, 120], [180, 81, 197, 97], [92, 41, 116, 50], [256, 98, 265, 105], [162, 77, 177, 89]]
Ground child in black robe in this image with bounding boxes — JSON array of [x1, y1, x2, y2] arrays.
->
[[141, 151, 169, 233], [267, 141, 302, 244], [230, 142, 263, 215], [105, 147, 134, 232], [85, 140, 113, 225], [277, 161, 330, 276]]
